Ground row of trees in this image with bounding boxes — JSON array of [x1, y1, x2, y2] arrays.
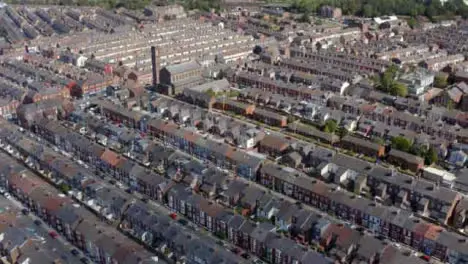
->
[[183, 0, 222, 11], [8, 0, 466, 15], [287, 0, 468, 19]]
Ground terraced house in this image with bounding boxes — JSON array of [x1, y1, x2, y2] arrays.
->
[[148, 118, 263, 180]]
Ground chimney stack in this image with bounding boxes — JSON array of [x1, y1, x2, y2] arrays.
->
[[151, 46, 160, 86]]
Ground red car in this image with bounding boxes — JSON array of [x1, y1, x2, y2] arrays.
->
[[169, 213, 177, 220], [49, 231, 58, 239], [420, 255, 430, 262]]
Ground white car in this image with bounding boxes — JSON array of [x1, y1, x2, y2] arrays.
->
[[4, 193, 11, 199]]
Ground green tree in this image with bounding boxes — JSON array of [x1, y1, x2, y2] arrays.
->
[[343, 0, 359, 15], [373, 137, 386, 145], [60, 0, 74, 5], [459, 4, 468, 19], [407, 17, 418, 29], [22, 0, 468, 18], [391, 136, 412, 152], [215, 232, 227, 240], [206, 88, 216, 97], [362, 4, 374, 17], [390, 82, 408, 97], [380, 70, 394, 91], [424, 147, 438, 165], [292, 0, 320, 13], [386, 64, 399, 77], [77, 0, 89, 6], [228, 90, 240, 97], [409, 144, 426, 157], [378, 65, 399, 92], [299, 12, 311, 23], [323, 119, 338, 134], [443, 1, 457, 14], [288, 115, 297, 123], [376, 65, 408, 96], [434, 74, 448, 88], [447, 100, 454, 110], [0, 27, 7, 38], [59, 183, 71, 193], [185, 0, 221, 11], [425, 0, 444, 19], [337, 127, 348, 138]]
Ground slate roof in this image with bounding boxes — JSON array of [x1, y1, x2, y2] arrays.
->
[[331, 153, 373, 174], [259, 134, 290, 151], [388, 149, 424, 164], [356, 235, 386, 261], [341, 135, 383, 152], [165, 61, 201, 75]]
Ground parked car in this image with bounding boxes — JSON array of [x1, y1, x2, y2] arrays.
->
[[49, 231, 58, 239], [420, 255, 430, 262], [177, 219, 188, 226]]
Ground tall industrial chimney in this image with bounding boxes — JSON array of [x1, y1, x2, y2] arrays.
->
[[151, 46, 160, 86]]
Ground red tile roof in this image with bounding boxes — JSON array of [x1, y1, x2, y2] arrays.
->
[[9, 172, 43, 195], [413, 222, 430, 236], [424, 224, 443, 240], [311, 181, 330, 197], [456, 112, 468, 123], [359, 104, 377, 113], [100, 149, 124, 167], [183, 131, 200, 143], [259, 134, 290, 151]]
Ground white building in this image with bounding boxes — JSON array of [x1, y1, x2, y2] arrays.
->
[[399, 68, 435, 95]]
